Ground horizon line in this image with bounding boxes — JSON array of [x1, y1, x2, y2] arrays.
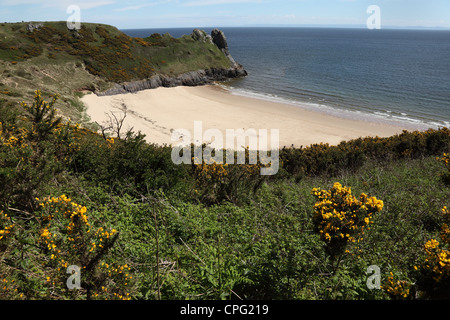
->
[[120, 24, 450, 31], [4, 21, 449, 31]]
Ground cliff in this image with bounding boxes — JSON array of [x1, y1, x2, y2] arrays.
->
[[97, 28, 247, 96], [97, 67, 247, 96]]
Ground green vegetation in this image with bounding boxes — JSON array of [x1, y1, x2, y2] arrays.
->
[[0, 91, 449, 300], [0, 21, 232, 126]]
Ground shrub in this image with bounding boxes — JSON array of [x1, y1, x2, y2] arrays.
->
[[21, 89, 61, 142], [382, 272, 412, 300], [69, 129, 190, 197], [311, 182, 384, 260], [279, 128, 450, 179], [415, 206, 450, 299], [192, 148, 268, 205], [33, 194, 131, 299], [437, 153, 450, 185], [0, 211, 14, 242], [0, 194, 133, 300]]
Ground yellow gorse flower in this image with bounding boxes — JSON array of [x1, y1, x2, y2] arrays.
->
[[311, 182, 383, 256], [0, 211, 14, 241], [383, 272, 411, 299], [37, 195, 93, 258], [33, 194, 130, 299], [417, 206, 450, 284]]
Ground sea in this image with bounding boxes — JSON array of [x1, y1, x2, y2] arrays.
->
[[122, 27, 450, 130]]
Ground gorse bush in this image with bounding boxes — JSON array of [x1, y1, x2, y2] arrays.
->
[[0, 91, 135, 299], [311, 182, 384, 259], [382, 272, 412, 299], [0, 194, 133, 299], [34, 195, 131, 300], [415, 206, 450, 299], [0, 211, 14, 242], [280, 128, 450, 179], [0, 90, 72, 210], [438, 153, 450, 185], [192, 157, 266, 205]]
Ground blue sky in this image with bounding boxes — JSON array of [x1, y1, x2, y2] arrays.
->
[[0, 0, 449, 29]]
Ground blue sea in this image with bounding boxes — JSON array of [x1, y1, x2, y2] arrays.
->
[[123, 27, 450, 130]]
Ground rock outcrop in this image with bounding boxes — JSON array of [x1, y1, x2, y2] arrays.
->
[[97, 67, 247, 96], [211, 28, 239, 68], [26, 23, 43, 32], [191, 29, 213, 44], [96, 28, 247, 96]]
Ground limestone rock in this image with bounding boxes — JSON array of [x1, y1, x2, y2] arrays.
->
[[191, 29, 212, 44], [211, 28, 239, 68], [97, 67, 247, 96], [26, 23, 43, 32], [211, 29, 228, 52]]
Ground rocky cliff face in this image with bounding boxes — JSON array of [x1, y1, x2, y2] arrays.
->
[[211, 28, 239, 68], [96, 29, 247, 96], [97, 67, 247, 96]]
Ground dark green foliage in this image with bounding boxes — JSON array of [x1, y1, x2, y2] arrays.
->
[[0, 92, 68, 210], [279, 128, 450, 178], [1, 90, 450, 300], [69, 129, 190, 197]]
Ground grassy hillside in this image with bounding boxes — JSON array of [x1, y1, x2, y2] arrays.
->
[[0, 21, 232, 126], [0, 91, 449, 300]]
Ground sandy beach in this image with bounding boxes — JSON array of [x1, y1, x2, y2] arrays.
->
[[81, 84, 410, 149]]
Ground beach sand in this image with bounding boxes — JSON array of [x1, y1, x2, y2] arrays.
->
[[81, 84, 409, 149]]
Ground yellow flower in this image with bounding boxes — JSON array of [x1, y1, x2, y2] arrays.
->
[[425, 239, 440, 251], [41, 228, 51, 239]]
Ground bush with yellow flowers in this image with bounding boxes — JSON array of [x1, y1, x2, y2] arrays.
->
[[0, 90, 82, 210], [414, 206, 450, 299], [437, 153, 450, 185], [21, 90, 61, 142], [311, 182, 384, 259], [0, 118, 35, 208], [192, 151, 267, 205], [280, 127, 450, 179], [382, 272, 412, 300], [0, 211, 14, 243], [33, 194, 132, 300]]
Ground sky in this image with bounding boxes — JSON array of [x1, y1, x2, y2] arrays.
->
[[0, 0, 449, 30]]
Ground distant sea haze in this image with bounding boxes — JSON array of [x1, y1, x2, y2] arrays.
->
[[123, 27, 450, 130]]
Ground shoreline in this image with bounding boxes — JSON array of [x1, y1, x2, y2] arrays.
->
[[220, 83, 438, 131], [81, 84, 414, 149]]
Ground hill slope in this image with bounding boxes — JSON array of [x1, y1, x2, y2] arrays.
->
[[0, 21, 246, 126]]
